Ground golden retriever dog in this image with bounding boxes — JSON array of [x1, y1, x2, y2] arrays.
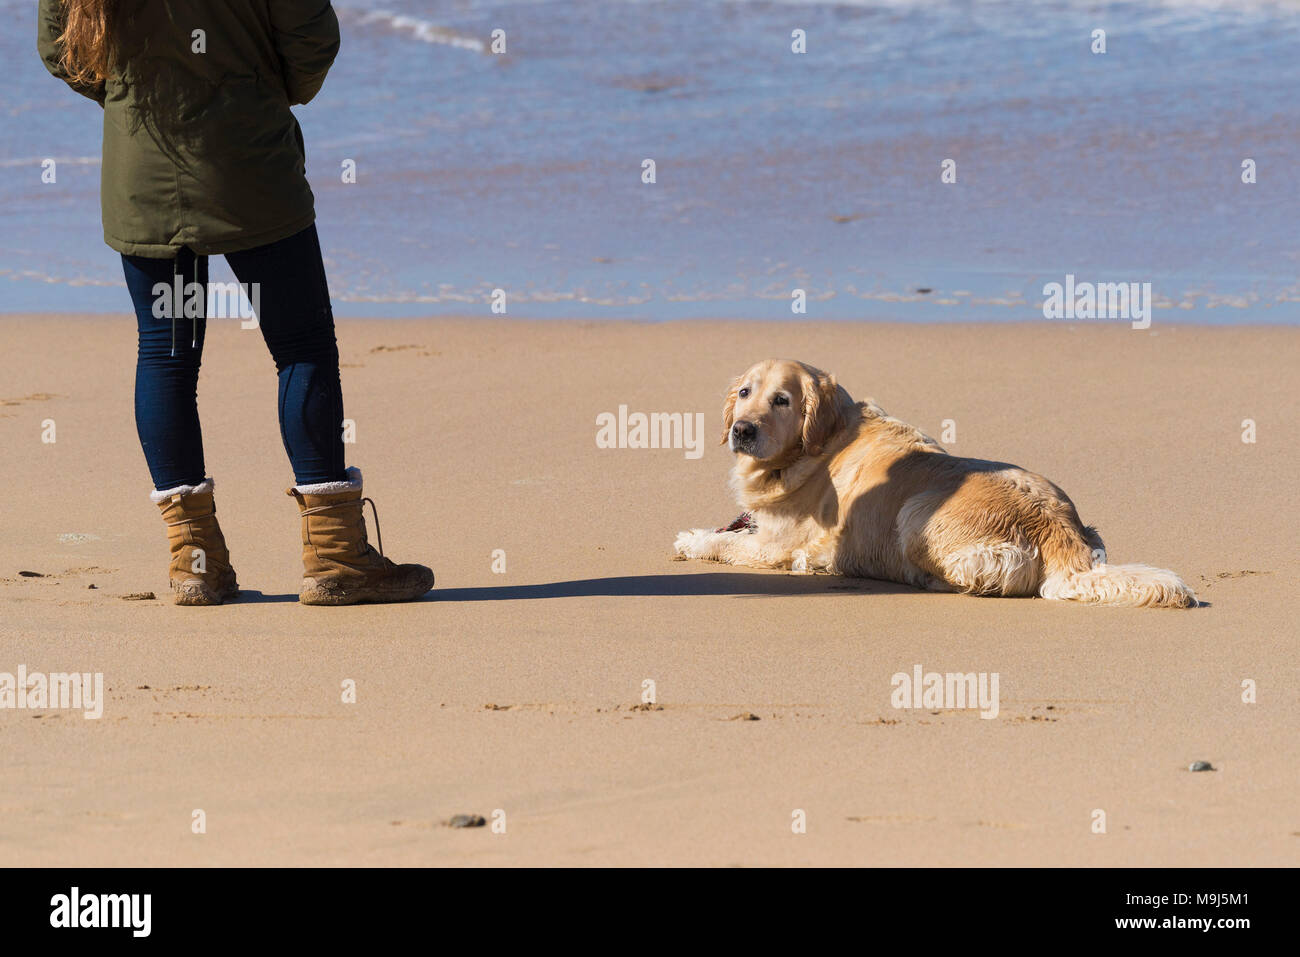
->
[[673, 359, 1195, 608]]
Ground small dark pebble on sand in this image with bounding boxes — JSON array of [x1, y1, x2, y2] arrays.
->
[[18, 570, 46, 577], [1189, 761, 1216, 772], [729, 712, 761, 721], [447, 814, 486, 828]]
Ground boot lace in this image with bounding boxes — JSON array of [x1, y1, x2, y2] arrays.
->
[[299, 497, 384, 556]]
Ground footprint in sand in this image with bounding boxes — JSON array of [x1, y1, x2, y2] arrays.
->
[[367, 344, 440, 357], [1, 392, 64, 406], [1198, 570, 1271, 588], [6, 566, 117, 587]]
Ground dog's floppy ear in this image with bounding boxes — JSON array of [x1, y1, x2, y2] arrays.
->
[[800, 369, 843, 457], [720, 376, 741, 445]]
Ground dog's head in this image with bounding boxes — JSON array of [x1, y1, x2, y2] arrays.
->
[[721, 359, 847, 463]]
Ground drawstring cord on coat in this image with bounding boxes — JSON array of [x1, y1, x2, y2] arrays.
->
[[170, 255, 177, 357], [169, 252, 201, 357]]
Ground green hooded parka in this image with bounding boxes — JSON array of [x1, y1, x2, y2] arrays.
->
[[38, 0, 340, 258]]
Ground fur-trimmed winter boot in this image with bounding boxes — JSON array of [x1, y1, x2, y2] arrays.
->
[[286, 467, 434, 605], [152, 478, 239, 606]]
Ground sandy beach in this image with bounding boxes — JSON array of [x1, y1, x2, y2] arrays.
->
[[1, 315, 1296, 866]]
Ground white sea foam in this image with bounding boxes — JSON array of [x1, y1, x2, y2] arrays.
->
[[339, 7, 487, 53], [0, 157, 100, 168]]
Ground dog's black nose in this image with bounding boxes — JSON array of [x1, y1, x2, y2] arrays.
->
[[732, 421, 756, 441]]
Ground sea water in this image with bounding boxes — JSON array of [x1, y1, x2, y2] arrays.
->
[[3, 0, 1299, 321]]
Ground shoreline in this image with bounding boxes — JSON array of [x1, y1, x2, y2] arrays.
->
[[6, 311, 1300, 327]]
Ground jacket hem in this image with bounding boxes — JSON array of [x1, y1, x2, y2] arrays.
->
[[104, 212, 318, 258]]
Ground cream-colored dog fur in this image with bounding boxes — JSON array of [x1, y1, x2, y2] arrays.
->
[[673, 359, 1195, 608]]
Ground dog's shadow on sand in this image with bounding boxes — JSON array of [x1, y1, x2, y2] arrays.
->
[[432, 572, 919, 602], [225, 574, 916, 604]]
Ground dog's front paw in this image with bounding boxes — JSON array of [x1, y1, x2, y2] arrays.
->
[[674, 528, 715, 560]]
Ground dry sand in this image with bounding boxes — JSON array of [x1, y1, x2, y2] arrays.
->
[[1, 315, 1296, 866]]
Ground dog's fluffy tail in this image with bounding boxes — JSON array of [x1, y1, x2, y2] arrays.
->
[[1033, 513, 1196, 609], [1039, 561, 1196, 608]]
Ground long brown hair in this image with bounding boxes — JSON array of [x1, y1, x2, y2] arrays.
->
[[57, 0, 120, 86]]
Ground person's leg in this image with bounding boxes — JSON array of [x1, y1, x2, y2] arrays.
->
[[228, 224, 431, 604], [123, 249, 237, 605], [225, 223, 346, 485], [122, 247, 209, 489]]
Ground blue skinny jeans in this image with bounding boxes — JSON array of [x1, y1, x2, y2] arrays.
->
[[121, 224, 347, 490]]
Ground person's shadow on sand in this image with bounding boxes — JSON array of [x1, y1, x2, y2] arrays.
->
[[231, 590, 302, 604]]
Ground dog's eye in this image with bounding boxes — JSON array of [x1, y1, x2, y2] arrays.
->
[[738, 388, 750, 398], [772, 394, 790, 407]]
